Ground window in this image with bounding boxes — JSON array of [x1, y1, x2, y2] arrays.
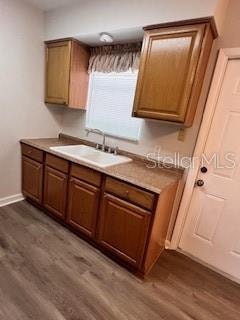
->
[[86, 71, 142, 141]]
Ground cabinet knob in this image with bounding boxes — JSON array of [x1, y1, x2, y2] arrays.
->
[[125, 190, 129, 197]]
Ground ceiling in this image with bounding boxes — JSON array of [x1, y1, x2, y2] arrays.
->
[[77, 27, 144, 46], [24, 0, 81, 11], [24, 0, 144, 45]]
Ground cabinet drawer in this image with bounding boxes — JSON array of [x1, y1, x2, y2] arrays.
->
[[70, 164, 101, 187], [46, 153, 69, 173], [105, 177, 155, 211], [21, 144, 44, 163]]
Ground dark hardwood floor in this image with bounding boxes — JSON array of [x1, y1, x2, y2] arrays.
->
[[0, 201, 239, 320]]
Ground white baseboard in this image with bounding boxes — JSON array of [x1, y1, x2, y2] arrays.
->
[[0, 194, 25, 208]]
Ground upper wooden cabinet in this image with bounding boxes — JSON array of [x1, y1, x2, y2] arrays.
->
[[133, 18, 217, 127], [45, 38, 90, 109]]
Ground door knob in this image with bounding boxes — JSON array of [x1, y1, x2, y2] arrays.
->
[[195, 179, 204, 187], [200, 166, 208, 173]]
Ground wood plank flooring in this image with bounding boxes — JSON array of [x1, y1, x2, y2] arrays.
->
[[0, 200, 239, 320]]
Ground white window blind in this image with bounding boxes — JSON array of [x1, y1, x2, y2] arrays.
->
[[86, 72, 142, 141]]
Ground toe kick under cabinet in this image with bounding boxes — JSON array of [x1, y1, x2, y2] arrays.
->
[[21, 143, 179, 275]]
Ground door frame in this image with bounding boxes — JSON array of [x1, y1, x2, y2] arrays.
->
[[170, 48, 240, 249]]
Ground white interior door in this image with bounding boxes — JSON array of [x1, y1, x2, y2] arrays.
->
[[180, 58, 240, 281]]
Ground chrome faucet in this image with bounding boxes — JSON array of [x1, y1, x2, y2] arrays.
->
[[85, 128, 106, 151]]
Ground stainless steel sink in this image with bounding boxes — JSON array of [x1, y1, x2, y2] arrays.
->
[[50, 145, 132, 168]]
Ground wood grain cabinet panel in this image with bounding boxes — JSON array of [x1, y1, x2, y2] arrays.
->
[[71, 164, 102, 187], [133, 19, 216, 126], [105, 177, 155, 210], [45, 40, 71, 105], [21, 144, 44, 163], [46, 153, 69, 173], [45, 38, 89, 109], [97, 194, 151, 268], [22, 156, 43, 204], [43, 166, 68, 220], [67, 178, 100, 238], [21, 144, 180, 275]]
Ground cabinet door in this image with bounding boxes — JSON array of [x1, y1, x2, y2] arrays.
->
[[67, 178, 100, 238], [45, 40, 71, 105], [98, 194, 151, 268], [43, 166, 68, 220], [22, 156, 43, 204], [133, 24, 205, 124]]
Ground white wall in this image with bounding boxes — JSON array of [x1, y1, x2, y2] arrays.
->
[[0, 0, 62, 201], [214, 0, 230, 34], [60, 101, 206, 161], [216, 0, 240, 48], [0, 0, 233, 200], [45, 0, 221, 40], [44, 0, 229, 161]]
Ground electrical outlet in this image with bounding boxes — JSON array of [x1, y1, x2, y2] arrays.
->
[[178, 128, 186, 141]]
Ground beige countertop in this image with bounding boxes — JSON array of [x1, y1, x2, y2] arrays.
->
[[20, 134, 183, 194]]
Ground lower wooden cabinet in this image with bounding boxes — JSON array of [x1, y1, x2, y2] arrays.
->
[[97, 193, 151, 268], [22, 156, 43, 204], [43, 166, 68, 220], [21, 144, 180, 275], [67, 177, 100, 238]]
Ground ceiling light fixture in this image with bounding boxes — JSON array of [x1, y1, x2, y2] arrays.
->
[[99, 32, 113, 43]]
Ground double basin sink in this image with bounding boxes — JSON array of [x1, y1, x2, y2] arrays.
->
[[50, 145, 132, 169]]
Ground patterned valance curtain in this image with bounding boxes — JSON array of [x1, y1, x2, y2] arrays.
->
[[88, 42, 142, 73]]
